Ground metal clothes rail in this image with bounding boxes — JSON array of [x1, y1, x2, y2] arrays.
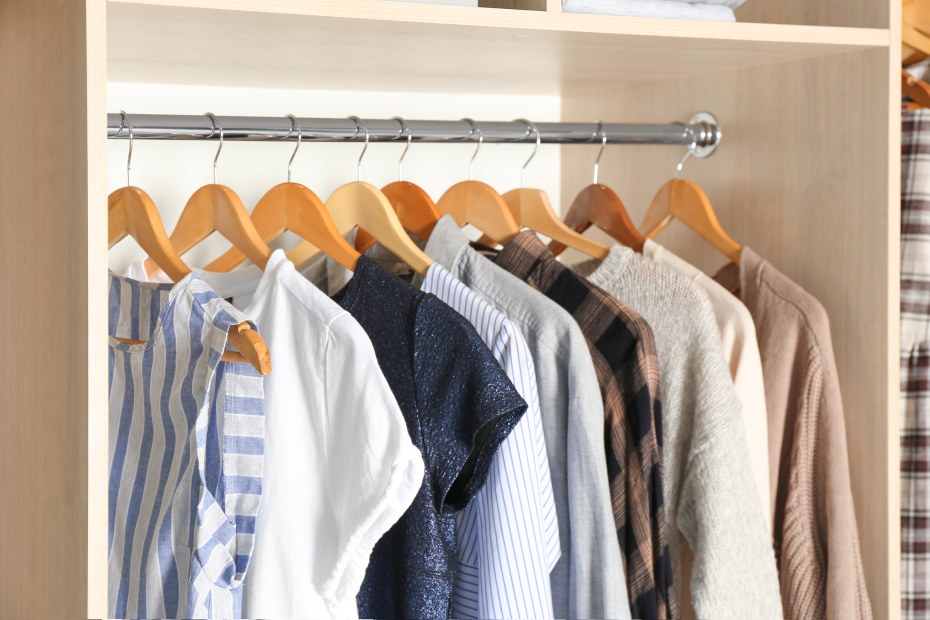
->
[[106, 112, 722, 158]]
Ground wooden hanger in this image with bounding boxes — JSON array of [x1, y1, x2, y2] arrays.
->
[[111, 112, 270, 374], [289, 117, 433, 275], [109, 186, 191, 282], [437, 118, 520, 245], [356, 119, 441, 252], [639, 149, 741, 264], [205, 181, 361, 272], [205, 116, 360, 272], [438, 181, 521, 245], [143, 113, 272, 276], [504, 120, 610, 260], [325, 182, 433, 275], [904, 0, 930, 62], [550, 127, 644, 256], [903, 69, 930, 108], [435, 119, 521, 246]]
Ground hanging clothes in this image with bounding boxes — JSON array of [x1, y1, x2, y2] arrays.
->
[[127, 250, 426, 618], [424, 216, 631, 620], [300, 229, 561, 619], [715, 246, 871, 620], [107, 273, 265, 619], [901, 108, 930, 620], [493, 230, 673, 620], [312, 255, 528, 619], [420, 263, 560, 620], [643, 239, 771, 527], [576, 245, 781, 619]]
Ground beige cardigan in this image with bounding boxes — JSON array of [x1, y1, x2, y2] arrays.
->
[[715, 246, 872, 620]]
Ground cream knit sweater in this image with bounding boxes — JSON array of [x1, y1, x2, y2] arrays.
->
[[644, 240, 772, 530], [576, 245, 782, 619]]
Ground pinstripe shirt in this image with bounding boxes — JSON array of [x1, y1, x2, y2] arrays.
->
[[424, 217, 631, 620], [495, 231, 673, 619], [108, 272, 265, 619], [421, 263, 559, 619]]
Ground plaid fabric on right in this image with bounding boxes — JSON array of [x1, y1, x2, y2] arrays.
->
[[901, 110, 930, 619]]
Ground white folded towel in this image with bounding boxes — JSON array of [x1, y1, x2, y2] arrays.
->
[[563, 0, 736, 21]]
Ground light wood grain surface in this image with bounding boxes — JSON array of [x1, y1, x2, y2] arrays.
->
[[561, 47, 898, 620], [107, 0, 887, 93], [86, 0, 109, 615], [479, 0, 547, 10], [479, 0, 561, 10], [0, 0, 97, 615], [737, 0, 888, 29]]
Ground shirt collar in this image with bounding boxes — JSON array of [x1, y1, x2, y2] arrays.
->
[[423, 215, 471, 273], [573, 242, 636, 289], [495, 230, 552, 282]]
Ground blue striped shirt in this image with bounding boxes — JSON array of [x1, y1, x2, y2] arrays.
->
[[108, 273, 265, 619], [422, 264, 560, 619]]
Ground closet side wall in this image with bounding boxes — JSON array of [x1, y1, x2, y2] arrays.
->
[[561, 48, 898, 619], [0, 0, 106, 616]]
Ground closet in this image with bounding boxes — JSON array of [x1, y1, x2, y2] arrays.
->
[[1, 0, 899, 617]]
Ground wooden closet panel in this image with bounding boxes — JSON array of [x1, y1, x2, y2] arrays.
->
[[736, 0, 888, 29], [561, 48, 898, 619], [107, 0, 885, 93], [478, 0, 561, 10], [0, 0, 107, 616]]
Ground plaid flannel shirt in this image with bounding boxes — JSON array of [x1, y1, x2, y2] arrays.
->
[[495, 231, 674, 620], [902, 110, 930, 619]]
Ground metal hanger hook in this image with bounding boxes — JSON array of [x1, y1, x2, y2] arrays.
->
[[285, 114, 302, 183], [592, 120, 606, 185], [392, 116, 412, 182], [462, 118, 483, 181], [515, 118, 540, 188], [347, 115, 369, 182], [204, 112, 223, 184], [675, 124, 698, 179], [119, 110, 133, 186]]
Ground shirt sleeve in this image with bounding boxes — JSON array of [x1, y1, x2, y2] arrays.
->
[[497, 324, 560, 571], [452, 321, 560, 620], [320, 315, 426, 608], [676, 309, 782, 618], [413, 295, 528, 513]]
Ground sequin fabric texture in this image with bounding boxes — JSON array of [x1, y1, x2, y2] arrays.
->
[[329, 256, 528, 619]]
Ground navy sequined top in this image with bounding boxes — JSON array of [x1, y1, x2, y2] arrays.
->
[[331, 256, 527, 619]]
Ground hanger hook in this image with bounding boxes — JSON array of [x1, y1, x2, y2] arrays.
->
[[392, 116, 412, 182], [593, 120, 606, 185], [285, 114, 302, 183], [204, 112, 223, 184], [515, 118, 540, 188], [347, 115, 368, 182], [119, 110, 133, 186], [462, 118, 483, 181], [676, 124, 698, 179]]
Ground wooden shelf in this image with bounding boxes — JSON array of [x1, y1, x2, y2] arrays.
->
[[108, 0, 888, 93]]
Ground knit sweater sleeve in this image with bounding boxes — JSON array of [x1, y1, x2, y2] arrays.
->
[[676, 308, 783, 618], [783, 315, 872, 620]]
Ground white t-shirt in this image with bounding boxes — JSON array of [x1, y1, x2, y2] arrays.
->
[[126, 251, 425, 617], [643, 240, 771, 526]]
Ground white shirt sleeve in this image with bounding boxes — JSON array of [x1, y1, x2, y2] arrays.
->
[[320, 314, 425, 609]]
